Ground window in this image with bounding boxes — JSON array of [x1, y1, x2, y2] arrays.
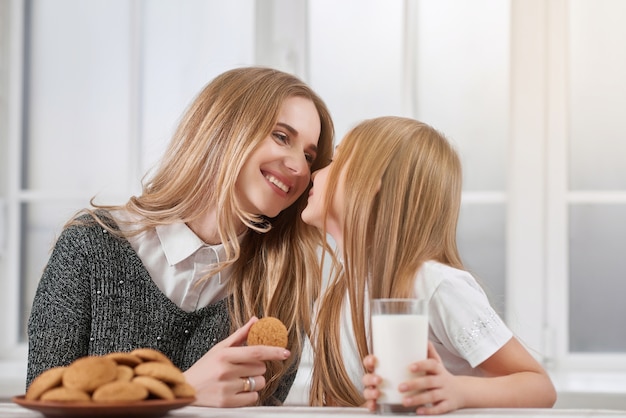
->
[[549, 0, 626, 368], [0, 0, 257, 393], [2, 0, 625, 401]]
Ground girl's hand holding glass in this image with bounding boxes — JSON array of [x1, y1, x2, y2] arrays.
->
[[363, 342, 464, 415]]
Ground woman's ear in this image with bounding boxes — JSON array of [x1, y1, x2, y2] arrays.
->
[[375, 178, 382, 193]]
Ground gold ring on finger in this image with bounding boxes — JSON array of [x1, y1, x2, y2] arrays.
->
[[242, 376, 255, 392], [242, 377, 250, 392]]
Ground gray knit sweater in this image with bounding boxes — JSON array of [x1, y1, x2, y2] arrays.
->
[[26, 213, 296, 404]]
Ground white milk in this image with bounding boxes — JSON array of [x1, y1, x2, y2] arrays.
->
[[371, 313, 429, 406]]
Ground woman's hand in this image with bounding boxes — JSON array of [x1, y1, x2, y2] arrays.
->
[[362, 342, 464, 415], [184, 317, 291, 407]]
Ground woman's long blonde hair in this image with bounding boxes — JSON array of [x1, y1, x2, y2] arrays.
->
[[75, 67, 334, 403], [309, 116, 462, 406]]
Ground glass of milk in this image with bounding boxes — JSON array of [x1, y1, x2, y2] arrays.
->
[[370, 298, 428, 415]]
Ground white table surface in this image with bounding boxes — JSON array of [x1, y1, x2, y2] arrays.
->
[[2, 403, 626, 418]]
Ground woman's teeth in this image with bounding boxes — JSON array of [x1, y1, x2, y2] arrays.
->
[[266, 174, 289, 193]]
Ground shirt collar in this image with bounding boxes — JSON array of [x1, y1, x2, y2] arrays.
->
[[156, 222, 208, 266]]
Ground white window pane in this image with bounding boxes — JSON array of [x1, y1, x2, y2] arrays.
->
[[26, 0, 132, 193], [308, 0, 405, 139], [569, 204, 626, 352], [140, 0, 255, 174], [414, 0, 510, 192], [457, 203, 507, 318], [569, 0, 626, 191]]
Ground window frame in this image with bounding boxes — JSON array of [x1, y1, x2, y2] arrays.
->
[[0, 0, 28, 389], [2, 0, 626, 399]]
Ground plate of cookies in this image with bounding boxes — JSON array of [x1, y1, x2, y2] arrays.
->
[[14, 348, 195, 417]]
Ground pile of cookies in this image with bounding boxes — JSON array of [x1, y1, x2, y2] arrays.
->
[[25, 348, 195, 403]]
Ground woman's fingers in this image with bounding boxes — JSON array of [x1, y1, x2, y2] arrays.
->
[[214, 317, 258, 349], [222, 344, 291, 366], [234, 375, 267, 394], [214, 317, 291, 364], [184, 317, 290, 407]]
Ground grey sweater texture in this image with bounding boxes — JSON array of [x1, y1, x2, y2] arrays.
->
[[26, 212, 295, 404]]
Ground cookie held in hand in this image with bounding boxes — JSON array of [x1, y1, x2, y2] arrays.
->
[[246, 317, 288, 348]]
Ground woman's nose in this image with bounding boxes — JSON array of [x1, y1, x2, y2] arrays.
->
[[285, 152, 310, 176]]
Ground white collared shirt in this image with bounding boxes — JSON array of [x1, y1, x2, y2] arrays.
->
[[112, 210, 235, 312]]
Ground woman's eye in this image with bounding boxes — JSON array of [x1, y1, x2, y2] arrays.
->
[[305, 153, 315, 165], [273, 132, 288, 143]]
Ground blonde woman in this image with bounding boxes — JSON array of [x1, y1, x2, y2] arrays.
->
[[27, 67, 334, 407], [301, 116, 556, 414]]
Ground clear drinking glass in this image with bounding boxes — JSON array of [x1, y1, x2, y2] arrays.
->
[[370, 298, 429, 415]]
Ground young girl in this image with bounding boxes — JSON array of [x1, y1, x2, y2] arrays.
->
[[301, 116, 556, 414], [27, 67, 334, 407]]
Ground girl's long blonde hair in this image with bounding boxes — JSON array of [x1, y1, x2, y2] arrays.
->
[[309, 116, 462, 406], [75, 67, 334, 403]]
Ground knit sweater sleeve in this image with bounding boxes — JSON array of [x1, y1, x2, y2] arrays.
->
[[26, 220, 95, 388]]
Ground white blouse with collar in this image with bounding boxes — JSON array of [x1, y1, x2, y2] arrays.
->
[[112, 210, 236, 312]]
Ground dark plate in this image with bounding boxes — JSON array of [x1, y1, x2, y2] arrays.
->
[[12, 395, 195, 417]]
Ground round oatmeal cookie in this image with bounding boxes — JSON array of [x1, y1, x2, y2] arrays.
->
[[170, 381, 196, 398], [130, 348, 174, 365], [134, 361, 186, 385], [247, 316, 288, 348], [115, 364, 135, 382], [25, 366, 67, 401], [132, 376, 175, 400], [40, 387, 91, 402], [105, 352, 143, 367], [92, 380, 148, 403], [62, 356, 117, 392]]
